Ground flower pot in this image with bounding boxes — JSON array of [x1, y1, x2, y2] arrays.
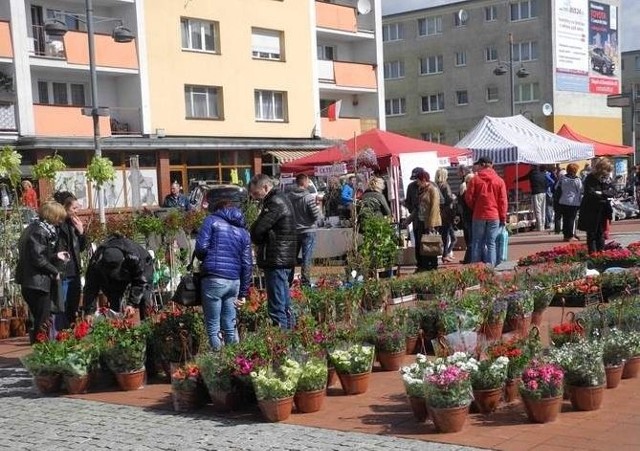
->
[[405, 335, 419, 354], [209, 388, 241, 412], [294, 389, 326, 413], [326, 366, 337, 388], [408, 396, 428, 422], [509, 315, 532, 337], [89, 366, 117, 390], [0, 319, 9, 339], [429, 404, 469, 433], [569, 385, 605, 411], [64, 375, 89, 394], [258, 396, 294, 422], [114, 369, 146, 391], [605, 365, 623, 389], [522, 396, 562, 423], [622, 356, 640, 379], [337, 371, 371, 395], [377, 350, 405, 371], [0, 306, 10, 319], [481, 321, 503, 341], [9, 317, 26, 337], [504, 378, 521, 403], [473, 387, 503, 414], [33, 373, 62, 395], [531, 309, 546, 327], [172, 387, 202, 412]]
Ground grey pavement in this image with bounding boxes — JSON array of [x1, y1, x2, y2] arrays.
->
[[0, 366, 479, 451]]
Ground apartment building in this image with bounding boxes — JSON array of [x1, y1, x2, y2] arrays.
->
[[0, 0, 385, 208], [620, 50, 640, 154], [382, 0, 622, 147]]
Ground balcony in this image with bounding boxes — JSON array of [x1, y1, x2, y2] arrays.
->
[[0, 21, 13, 59], [0, 102, 16, 131], [110, 107, 142, 135], [316, 1, 357, 33], [321, 117, 361, 140], [318, 60, 377, 90], [33, 104, 111, 137]]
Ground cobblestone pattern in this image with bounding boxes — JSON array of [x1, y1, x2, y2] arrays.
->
[[0, 366, 477, 451]]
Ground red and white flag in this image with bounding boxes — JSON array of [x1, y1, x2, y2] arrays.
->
[[327, 100, 342, 121]]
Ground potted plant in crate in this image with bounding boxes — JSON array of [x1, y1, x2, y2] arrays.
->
[[328, 343, 375, 395], [519, 361, 564, 423], [470, 356, 510, 414], [171, 362, 204, 412], [424, 363, 473, 433], [400, 354, 430, 422], [374, 314, 406, 371], [102, 319, 151, 391], [602, 329, 631, 388], [251, 358, 302, 422]]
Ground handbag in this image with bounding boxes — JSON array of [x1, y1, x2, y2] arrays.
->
[[171, 253, 201, 307], [420, 233, 443, 257]]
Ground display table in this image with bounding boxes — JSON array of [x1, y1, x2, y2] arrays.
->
[[313, 227, 354, 259]]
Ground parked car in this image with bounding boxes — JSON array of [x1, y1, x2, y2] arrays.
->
[[590, 47, 615, 75], [187, 181, 248, 212]]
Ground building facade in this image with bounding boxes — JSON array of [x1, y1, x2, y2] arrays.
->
[[0, 0, 385, 210], [382, 0, 622, 147]]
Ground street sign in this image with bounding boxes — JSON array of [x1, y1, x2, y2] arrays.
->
[[607, 94, 631, 108]]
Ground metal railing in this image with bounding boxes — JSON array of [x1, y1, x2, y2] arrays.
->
[[0, 102, 16, 131]]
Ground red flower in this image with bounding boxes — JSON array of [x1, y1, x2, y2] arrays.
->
[[35, 331, 47, 343], [55, 330, 71, 342], [73, 321, 91, 340]]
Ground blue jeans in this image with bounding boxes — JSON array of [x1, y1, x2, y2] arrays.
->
[[440, 224, 456, 257], [264, 268, 295, 329], [298, 232, 316, 286], [200, 276, 240, 351], [471, 219, 501, 266]]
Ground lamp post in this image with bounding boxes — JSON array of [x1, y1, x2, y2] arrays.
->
[[493, 33, 530, 117], [44, 0, 134, 225]]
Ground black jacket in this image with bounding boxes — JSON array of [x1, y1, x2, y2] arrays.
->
[[250, 189, 297, 269], [57, 219, 86, 278], [15, 220, 60, 292], [83, 235, 154, 314], [405, 180, 420, 214], [577, 174, 615, 233], [525, 168, 548, 195]]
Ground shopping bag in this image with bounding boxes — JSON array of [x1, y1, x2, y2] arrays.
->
[[495, 227, 509, 265], [420, 234, 443, 257], [171, 253, 202, 307]]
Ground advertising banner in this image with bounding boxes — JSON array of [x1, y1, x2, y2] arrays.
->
[[588, 1, 620, 94]]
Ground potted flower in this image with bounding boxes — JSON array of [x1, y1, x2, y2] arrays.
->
[[374, 314, 406, 371], [622, 331, 640, 379], [504, 291, 534, 337], [197, 351, 241, 412], [469, 356, 509, 414], [250, 358, 302, 422], [399, 354, 430, 422], [151, 308, 205, 376], [488, 337, 536, 403], [59, 339, 98, 394], [20, 337, 67, 394], [171, 362, 203, 412], [479, 294, 507, 341], [550, 321, 585, 348], [424, 363, 473, 433], [519, 361, 564, 423], [102, 319, 151, 391], [531, 286, 555, 326], [550, 340, 606, 411], [328, 343, 375, 395], [602, 329, 631, 389], [294, 355, 328, 413]]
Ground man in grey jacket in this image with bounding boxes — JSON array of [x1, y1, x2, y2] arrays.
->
[[288, 174, 321, 286]]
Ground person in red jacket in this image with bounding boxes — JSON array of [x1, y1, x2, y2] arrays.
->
[[464, 157, 508, 266]]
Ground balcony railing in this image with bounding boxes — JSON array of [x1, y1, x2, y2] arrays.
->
[[33, 104, 111, 137], [31, 25, 66, 59], [0, 102, 16, 131], [318, 60, 377, 89], [0, 21, 13, 58], [316, 1, 357, 33], [110, 107, 142, 135], [320, 117, 361, 140]]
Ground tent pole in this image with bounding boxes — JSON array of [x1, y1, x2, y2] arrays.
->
[[515, 161, 519, 235]]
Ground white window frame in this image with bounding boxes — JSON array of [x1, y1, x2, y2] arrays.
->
[[635, 56, 640, 71], [417, 16, 442, 37], [255, 90, 286, 121], [456, 90, 469, 106], [384, 60, 405, 79], [385, 98, 406, 116], [510, 0, 538, 22], [454, 51, 467, 67], [485, 46, 498, 62], [486, 86, 499, 102], [37, 80, 86, 106], [420, 93, 445, 113], [453, 12, 469, 27], [184, 85, 222, 119], [181, 18, 217, 53], [485, 5, 498, 22], [514, 82, 539, 104], [419, 55, 443, 75], [382, 23, 404, 42], [421, 131, 445, 143], [251, 28, 283, 61], [512, 41, 538, 62], [317, 45, 336, 61]]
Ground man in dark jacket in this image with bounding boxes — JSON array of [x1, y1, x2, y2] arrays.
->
[[288, 174, 321, 287], [249, 174, 297, 329], [404, 167, 424, 271], [163, 182, 190, 211], [83, 234, 154, 319], [521, 166, 548, 231]]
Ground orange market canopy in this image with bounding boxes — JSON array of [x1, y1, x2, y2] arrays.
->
[[557, 125, 633, 157]]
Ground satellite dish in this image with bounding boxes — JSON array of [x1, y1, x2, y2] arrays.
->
[[357, 0, 372, 15], [542, 103, 553, 116], [457, 9, 469, 23]]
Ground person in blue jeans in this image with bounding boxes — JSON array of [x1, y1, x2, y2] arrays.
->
[[195, 200, 252, 351], [288, 174, 321, 286], [249, 174, 297, 329]]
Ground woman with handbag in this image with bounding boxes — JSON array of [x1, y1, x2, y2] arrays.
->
[[417, 171, 442, 271], [195, 199, 253, 351]]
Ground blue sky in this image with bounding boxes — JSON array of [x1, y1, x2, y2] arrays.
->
[[381, 0, 640, 52]]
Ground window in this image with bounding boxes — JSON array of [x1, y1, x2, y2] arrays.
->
[[251, 28, 283, 61], [181, 18, 217, 52], [420, 93, 445, 113], [384, 60, 405, 79], [635, 56, 640, 71], [254, 90, 286, 121], [455, 51, 467, 66], [514, 82, 539, 103], [419, 55, 443, 75], [417, 16, 442, 36], [485, 5, 498, 21], [456, 90, 469, 105], [512, 41, 538, 62], [382, 23, 404, 42], [485, 46, 498, 62], [385, 98, 406, 116], [510, 0, 538, 21], [37, 81, 86, 106], [421, 131, 445, 143], [317, 45, 335, 61], [486, 86, 499, 102], [453, 11, 469, 27], [46, 9, 81, 31], [184, 85, 222, 119]]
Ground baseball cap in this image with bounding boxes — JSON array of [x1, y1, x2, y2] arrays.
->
[[474, 156, 493, 166], [410, 167, 425, 180]]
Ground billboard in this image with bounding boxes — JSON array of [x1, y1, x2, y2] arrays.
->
[[554, 0, 620, 94]]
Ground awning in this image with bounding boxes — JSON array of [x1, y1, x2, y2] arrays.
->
[[266, 150, 319, 163], [557, 125, 633, 157]]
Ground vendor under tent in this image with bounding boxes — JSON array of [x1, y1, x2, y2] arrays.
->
[[557, 125, 633, 157]]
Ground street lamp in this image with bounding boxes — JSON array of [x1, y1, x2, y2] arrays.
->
[[493, 33, 530, 116], [44, 0, 135, 225]]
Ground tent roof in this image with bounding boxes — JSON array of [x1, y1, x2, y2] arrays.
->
[[280, 128, 469, 173], [455, 115, 594, 164], [557, 125, 633, 157]]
